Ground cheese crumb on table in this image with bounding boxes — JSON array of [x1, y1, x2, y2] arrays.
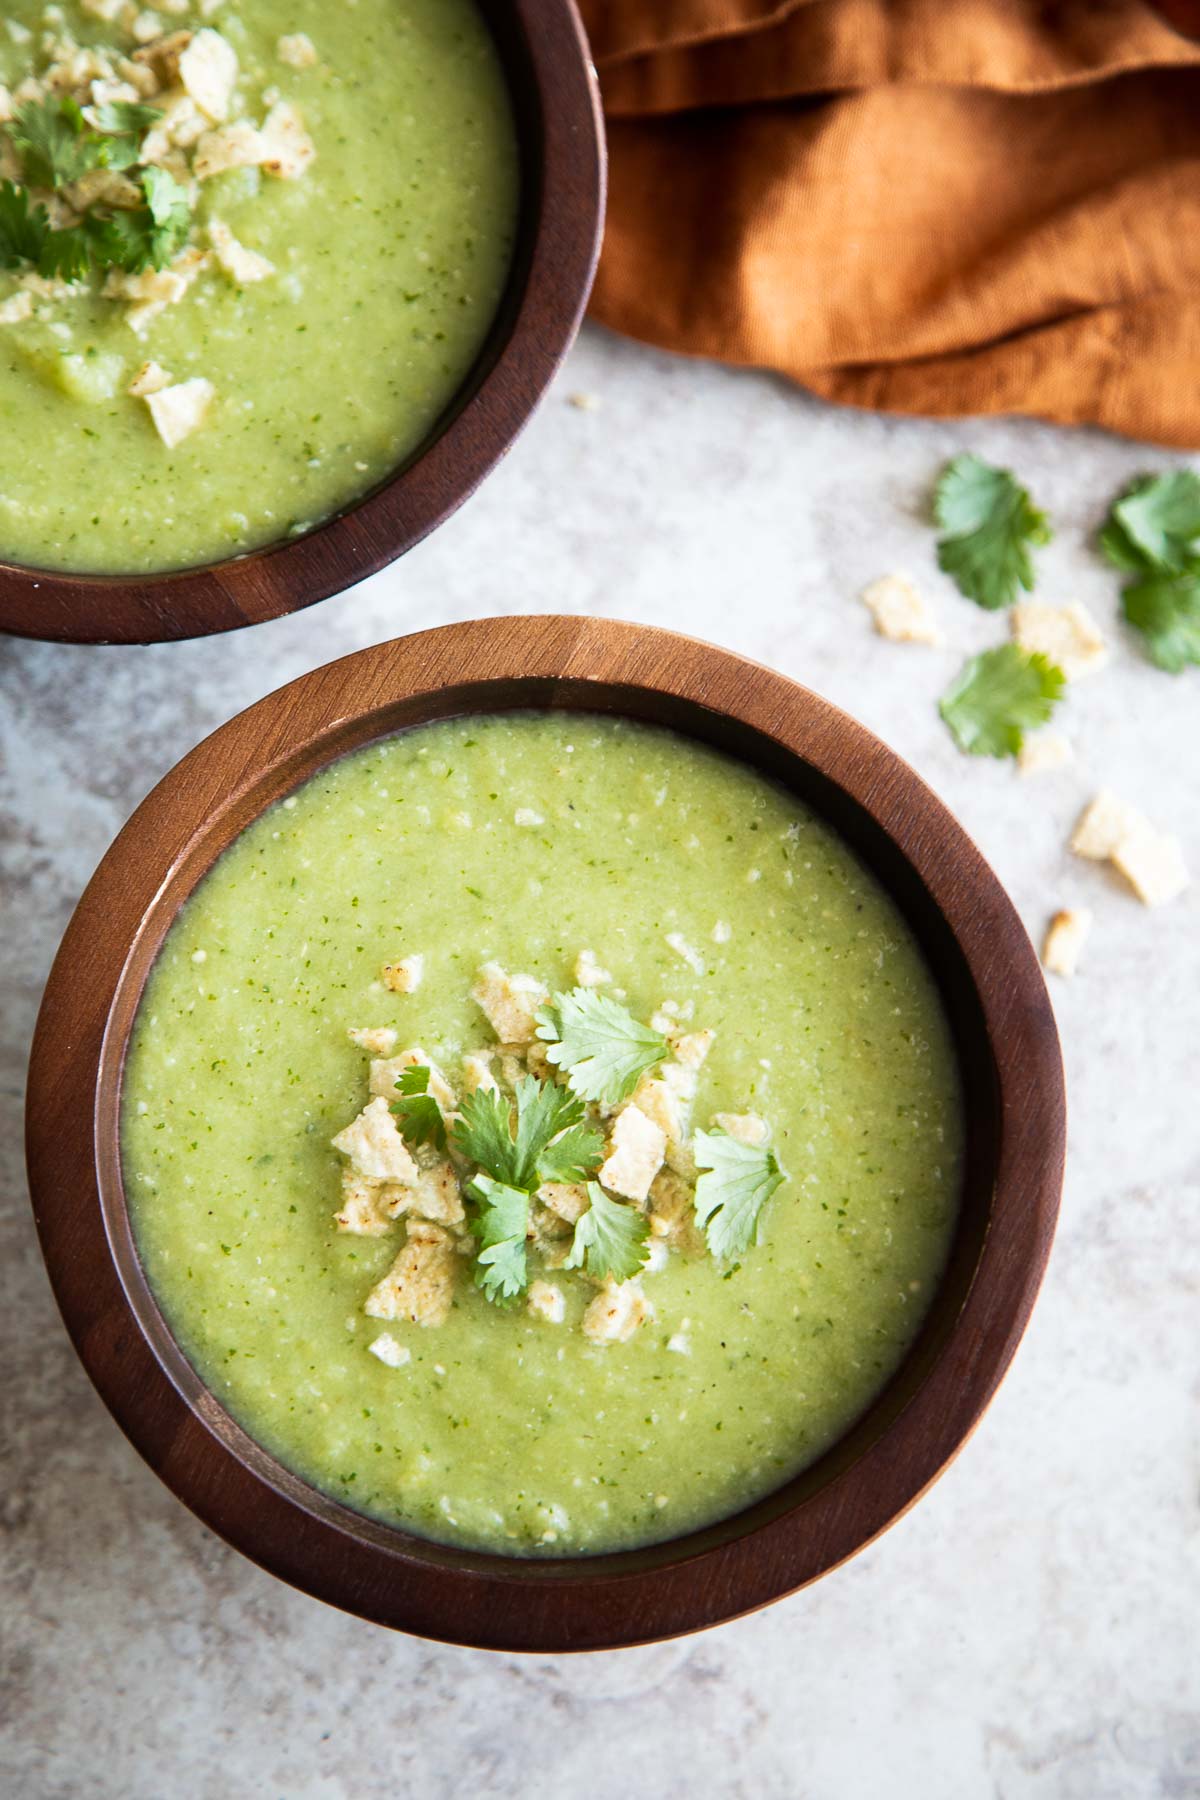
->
[[1017, 732, 1072, 777], [1042, 909, 1092, 978], [1070, 791, 1190, 907], [860, 574, 940, 646], [1070, 791, 1147, 861], [1011, 600, 1109, 681]]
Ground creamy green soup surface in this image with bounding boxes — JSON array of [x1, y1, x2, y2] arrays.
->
[[0, 0, 517, 573], [122, 714, 965, 1556]]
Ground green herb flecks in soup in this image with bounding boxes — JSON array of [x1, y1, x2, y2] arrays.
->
[[0, 0, 518, 573], [122, 714, 965, 1556]]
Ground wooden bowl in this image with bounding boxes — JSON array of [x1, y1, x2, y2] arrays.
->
[[25, 617, 1065, 1650], [0, 1, 604, 647]]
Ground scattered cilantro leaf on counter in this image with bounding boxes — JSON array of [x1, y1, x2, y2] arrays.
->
[[934, 453, 1052, 610], [693, 1130, 786, 1262], [453, 1074, 600, 1193], [1101, 471, 1200, 574], [467, 1175, 529, 1304], [389, 1064, 446, 1153], [565, 1183, 649, 1284], [537, 988, 669, 1107], [8, 96, 109, 189], [0, 179, 48, 269], [1121, 569, 1200, 673], [939, 645, 1065, 758]]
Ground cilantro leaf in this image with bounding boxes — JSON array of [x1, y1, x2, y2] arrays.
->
[[452, 1074, 599, 1192], [535, 1119, 604, 1185], [1102, 471, 1200, 574], [565, 1183, 649, 1284], [939, 645, 1065, 758], [934, 453, 1052, 610], [693, 1130, 785, 1261], [0, 179, 48, 269], [1121, 570, 1200, 673], [389, 1064, 446, 1153], [537, 988, 669, 1107], [468, 1175, 529, 1304], [91, 100, 163, 136], [9, 96, 108, 189]]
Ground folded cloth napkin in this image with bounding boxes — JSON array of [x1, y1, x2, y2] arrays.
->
[[579, 0, 1200, 445]]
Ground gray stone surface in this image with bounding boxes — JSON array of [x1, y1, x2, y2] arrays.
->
[[2, 325, 1198, 1799]]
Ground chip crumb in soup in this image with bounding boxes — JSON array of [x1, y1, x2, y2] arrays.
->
[[0, 0, 518, 574], [121, 714, 965, 1556]]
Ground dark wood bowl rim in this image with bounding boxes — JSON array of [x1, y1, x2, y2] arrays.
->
[[24, 616, 1065, 1650], [0, 0, 604, 645]]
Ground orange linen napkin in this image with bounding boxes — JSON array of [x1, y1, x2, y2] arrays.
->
[[579, 0, 1200, 446]]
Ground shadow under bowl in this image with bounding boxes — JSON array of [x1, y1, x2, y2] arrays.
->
[[25, 616, 1065, 1649], [0, 0, 605, 646]]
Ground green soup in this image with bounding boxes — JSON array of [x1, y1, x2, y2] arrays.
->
[[122, 714, 964, 1555], [0, 1, 518, 574]]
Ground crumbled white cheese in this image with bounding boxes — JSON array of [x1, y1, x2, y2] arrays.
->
[[192, 118, 265, 180], [1017, 732, 1072, 778], [127, 358, 171, 397], [712, 1111, 770, 1148], [259, 99, 315, 178], [334, 1168, 393, 1237], [0, 291, 33, 325], [538, 1181, 590, 1225], [347, 1025, 398, 1056], [81, 0, 128, 20], [276, 31, 317, 68], [664, 931, 704, 975], [331, 1095, 418, 1185], [472, 962, 548, 1044], [582, 1278, 653, 1345], [144, 376, 214, 448], [380, 953, 423, 995], [568, 391, 601, 411], [368, 1048, 455, 1114], [631, 1076, 683, 1145], [1041, 909, 1092, 978], [208, 217, 275, 284], [860, 573, 941, 646], [1011, 600, 1108, 681], [574, 947, 611, 988], [1111, 829, 1189, 908], [131, 10, 165, 45], [367, 1333, 411, 1369], [364, 1220, 459, 1327], [139, 93, 207, 164], [390, 1160, 465, 1228], [178, 27, 237, 121], [514, 807, 544, 827], [527, 1280, 565, 1325], [461, 1051, 498, 1095], [711, 919, 732, 944], [600, 1104, 666, 1203]]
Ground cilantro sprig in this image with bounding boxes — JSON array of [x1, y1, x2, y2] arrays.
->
[[389, 1064, 446, 1154], [934, 453, 1052, 611], [693, 1130, 786, 1261], [565, 1183, 650, 1285], [1101, 472, 1200, 673], [0, 180, 49, 270], [453, 1075, 604, 1304], [468, 1176, 530, 1305], [537, 988, 669, 1108], [939, 644, 1065, 758]]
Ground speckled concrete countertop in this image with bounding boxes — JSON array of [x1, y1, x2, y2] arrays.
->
[[2, 326, 1197, 1799]]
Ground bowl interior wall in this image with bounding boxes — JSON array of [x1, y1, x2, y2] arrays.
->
[[94, 677, 998, 1581]]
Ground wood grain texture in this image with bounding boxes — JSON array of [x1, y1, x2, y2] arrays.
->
[[0, 0, 605, 646], [25, 617, 1066, 1650]]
